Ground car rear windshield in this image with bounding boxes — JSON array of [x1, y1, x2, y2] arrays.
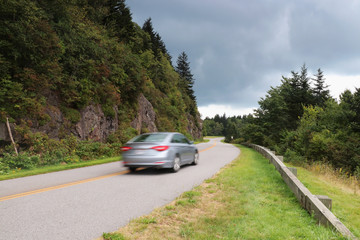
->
[[132, 134, 168, 143]]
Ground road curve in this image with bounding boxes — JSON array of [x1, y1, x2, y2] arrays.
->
[[0, 137, 240, 240]]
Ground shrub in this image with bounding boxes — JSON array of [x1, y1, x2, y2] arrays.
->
[[232, 138, 245, 144], [75, 141, 101, 160], [355, 166, 360, 179], [61, 107, 81, 123], [108, 127, 138, 145], [64, 155, 80, 164], [0, 159, 10, 174], [284, 149, 305, 165], [2, 153, 39, 169], [102, 104, 115, 118]]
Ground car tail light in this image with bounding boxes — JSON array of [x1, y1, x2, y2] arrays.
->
[[151, 146, 169, 151], [121, 146, 132, 152]]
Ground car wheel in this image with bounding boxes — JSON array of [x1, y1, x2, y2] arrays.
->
[[192, 152, 199, 165], [129, 167, 137, 172], [172, 156, 181, 172]]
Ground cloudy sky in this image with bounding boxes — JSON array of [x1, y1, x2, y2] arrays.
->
[[126, 0, 360, 119]]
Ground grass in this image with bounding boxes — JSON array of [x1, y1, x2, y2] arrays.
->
[[0, 156, 121, 181], [194, 139, 210, 144], [102, 145, 345, 240], [286, 162, 360, 238]]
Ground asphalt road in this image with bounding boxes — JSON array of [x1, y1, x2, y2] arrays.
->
[[0, 137, 240, 240]]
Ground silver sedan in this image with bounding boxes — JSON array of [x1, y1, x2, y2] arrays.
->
[[121, 132, 199, 172]]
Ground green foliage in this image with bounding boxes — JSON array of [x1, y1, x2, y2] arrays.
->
[[102, 232, 125, 240], [176, 51, 196, 103], [137, 217, 157, 224], [103, 0, 135, 43], [142, 18, 171, 61], [204, 65, 360, 174], [202, 114, 226, 136], [107, 127, 138, 145], [61, 106, 81, 123], [0, 0, 202, 173], [284, 149, 305, 165], [2, 153, 39, 170], [0, 159, 10, 174], [75, 141, 117, 160]]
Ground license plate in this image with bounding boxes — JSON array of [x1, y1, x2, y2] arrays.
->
[[134, 150, 145, 155]]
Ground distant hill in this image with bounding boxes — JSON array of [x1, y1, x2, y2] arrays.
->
[[0, 0, 202, 148]]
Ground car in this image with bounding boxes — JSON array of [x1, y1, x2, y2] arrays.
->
[[121, 132, 199, 173]]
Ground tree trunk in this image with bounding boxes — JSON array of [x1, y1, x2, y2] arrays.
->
[[6, 117, 18, 155]]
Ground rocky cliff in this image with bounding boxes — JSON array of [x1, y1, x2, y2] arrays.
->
[[0, 93, 202, 143]]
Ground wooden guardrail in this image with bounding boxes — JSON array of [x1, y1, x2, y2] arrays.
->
[[245, 143, 356, 239]]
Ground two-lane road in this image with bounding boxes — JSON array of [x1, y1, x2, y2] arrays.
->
[[0, 138, 240, 240]]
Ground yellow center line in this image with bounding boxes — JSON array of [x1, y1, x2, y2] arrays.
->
[[199, 140, 217, 152], [0, 170, 129, 202], [0, 141, 218, 202]]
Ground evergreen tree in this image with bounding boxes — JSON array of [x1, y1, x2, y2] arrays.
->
[[281, 64, 314, 130], [176, 51, 196, 101], [142, 18, 155, 42], [104, 0, 135, 42], [312, 68, 330, 106], [142, 18, 171, 61]]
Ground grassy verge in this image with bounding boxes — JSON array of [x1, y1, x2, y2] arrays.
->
[[286, 163, 360, 238], [194, 139, 210, 144], [0, 156, 121, 181], [102, 145, 344, 240]]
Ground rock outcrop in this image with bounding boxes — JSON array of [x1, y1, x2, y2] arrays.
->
[[186, 113, 202, 139], [75, 104, 118, 141], [131, 93, 158, 133], [1, 93, 202, 143], [0, 123, 10, 141]]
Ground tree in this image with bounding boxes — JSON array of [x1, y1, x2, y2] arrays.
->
[[312, 68, 330, 107], [104, 0, 135, 43], [176, 52, 196, 101], [256, 86, 287, 144], [142, 18, 171, 61], [278, 64, 315, 130], [202, 118, 224, 136]]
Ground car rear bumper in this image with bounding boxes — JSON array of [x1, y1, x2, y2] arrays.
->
[[122, 156, 174, 169]]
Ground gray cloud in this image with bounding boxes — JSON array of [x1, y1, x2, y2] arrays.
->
[[127, 0, 360, 111]]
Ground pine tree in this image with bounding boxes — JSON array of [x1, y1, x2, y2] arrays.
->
[[280, 64, 315, 130], [142, 18, 171, 61], [176, 51, 195, 101], [104, 0, 135, 42], [142, 18, 155, 37], [312, 68, 330, 106]]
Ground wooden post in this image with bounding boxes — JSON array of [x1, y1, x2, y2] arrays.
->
[[6, 117, 18, 155]]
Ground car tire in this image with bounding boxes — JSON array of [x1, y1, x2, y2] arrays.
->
[[129, 167, 137, 172], [172, 156, 181, 172], [192, 152, 199, 165]]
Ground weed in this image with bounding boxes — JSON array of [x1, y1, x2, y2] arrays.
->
[[137, 217, 156, 225], [102, 232, 125, 240], [165, 205, 175, 210], [175, 200, 187, 206]]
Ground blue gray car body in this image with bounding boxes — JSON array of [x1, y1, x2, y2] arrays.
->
[[121, 132, 199, 172]]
